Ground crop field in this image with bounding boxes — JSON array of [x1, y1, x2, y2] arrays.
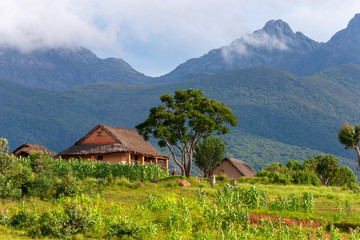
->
[[0, 178, 359, 239], [0, 152, 359, 239]]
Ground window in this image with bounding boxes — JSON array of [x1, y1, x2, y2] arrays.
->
[[97, 131, 102, 136], [97, 155, 103, 160]]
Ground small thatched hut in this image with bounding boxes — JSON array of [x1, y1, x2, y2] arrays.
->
[[57, 124, 169, 169], [11, 143, 57, 158], [213, 157, 256, 179]]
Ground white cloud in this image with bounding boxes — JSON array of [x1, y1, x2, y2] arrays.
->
[[0, 0, 359, 75]]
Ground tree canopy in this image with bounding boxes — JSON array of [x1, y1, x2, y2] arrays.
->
[[193, 136, 227, 178], [136, 89, 237, 177], [338, 122, 360, 165]]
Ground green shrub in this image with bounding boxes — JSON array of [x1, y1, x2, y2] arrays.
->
[[257, 170, 292, 185], [258, 155, 358, 188], [107, 216, 143, 239], [29, 212, 64, 238], [10, 204, 38, 229], [291, 171, 322, 186], [286, 159, 305, 171]]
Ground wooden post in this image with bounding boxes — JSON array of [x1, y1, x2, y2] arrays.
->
[[127, 153, 131, 163], [141, 156, 144, 165]]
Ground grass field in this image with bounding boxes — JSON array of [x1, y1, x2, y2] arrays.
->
[[0, 175, 359, 239]]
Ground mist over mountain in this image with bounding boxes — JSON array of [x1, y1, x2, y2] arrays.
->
[[156, 13, 360, 82], [2, 14, 360, 89], [155, 19, 321, 83], [0, 46, 150, 90]]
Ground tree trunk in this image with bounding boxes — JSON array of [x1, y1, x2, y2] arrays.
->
[[182, 155, 187, 176], [185, 154, 193, 177], [164, 140, 185, 175], [356, 146, 360, 166]]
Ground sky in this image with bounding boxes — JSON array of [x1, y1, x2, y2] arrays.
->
[[0, 1, 359, 77]]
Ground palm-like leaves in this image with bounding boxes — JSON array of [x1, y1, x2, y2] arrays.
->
[[338, 122, 360, 165], [338, 122, 360, 149]]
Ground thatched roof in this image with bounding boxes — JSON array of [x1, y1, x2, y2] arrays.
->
[[222, 157, 256, 177], [57, 124, 169, 159], [11, 143, 57, 157]]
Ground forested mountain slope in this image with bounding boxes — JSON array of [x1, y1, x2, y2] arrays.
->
[[0, 47, 150, 90], [2, 66, 360, 171]]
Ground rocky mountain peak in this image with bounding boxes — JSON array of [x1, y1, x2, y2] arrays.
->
[[262, 19, 294, 36], [328, 13, 360, 47], [347, 13, 360, 31]]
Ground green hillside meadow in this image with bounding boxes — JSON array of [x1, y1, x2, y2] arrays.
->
[[1, 65, 360, 173], [0, 152, 359, 239]]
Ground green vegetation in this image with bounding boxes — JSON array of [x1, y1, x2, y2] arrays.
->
[[0, 151, 167, 200], [0, 138, 8, 154], [0, 150, 358, 239], [136, 89, 237, 177], [338, 122, 360, 166], [1, 66, 360, 173], [194, 136, 227, 178], [0, 176, 359, 239], [256, 155, 357, 188]]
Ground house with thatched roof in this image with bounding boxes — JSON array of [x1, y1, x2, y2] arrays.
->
[[57, 124, 169, 169], [213, 157, 256, 179], [11, 143, 57, 158]]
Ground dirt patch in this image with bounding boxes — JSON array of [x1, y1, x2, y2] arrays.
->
[[250, 214, 322, 228]]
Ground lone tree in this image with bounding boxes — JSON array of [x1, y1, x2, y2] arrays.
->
[[338, 122, 360, 166], [193, 136, 227, 178], [136, 89, 237, 177]]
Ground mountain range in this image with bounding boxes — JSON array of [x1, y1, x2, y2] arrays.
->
[[1, 14, 360, 173], [0, 46, 150, 90], [2, 14, 360, 89]]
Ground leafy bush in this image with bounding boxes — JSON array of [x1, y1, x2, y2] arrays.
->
[[257, 156, 357, 188], [10, 203, 38, 229], [0, 152, 168, 200], [256, 169, 292, 185], [107, 217, 142, 239], [291, 171, 322, 186]]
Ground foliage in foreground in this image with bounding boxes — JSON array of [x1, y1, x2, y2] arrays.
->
[[0, 186, 338, 239], [0, 184, 358, 239], [0, 152, 167, 199]]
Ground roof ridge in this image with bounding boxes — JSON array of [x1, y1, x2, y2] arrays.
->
[[100, 124, 128, 146], [62, 124, 169, 159], [75, 124, 120, 145]]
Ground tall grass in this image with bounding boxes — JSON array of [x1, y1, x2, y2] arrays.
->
[[0, 184, 357, 239], [0, 152, 168, 200], [55, 158, 168, 181]]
